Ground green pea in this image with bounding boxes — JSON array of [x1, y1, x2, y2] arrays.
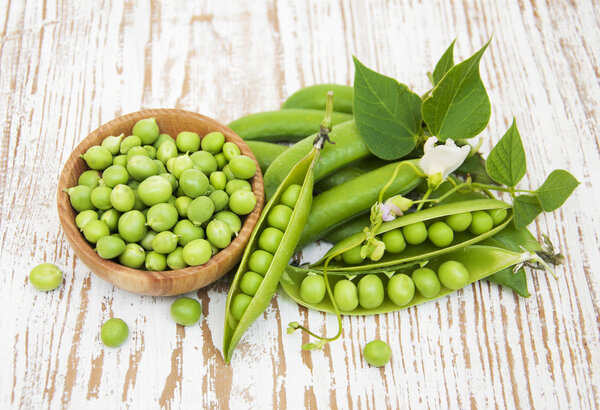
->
[[90, 186, 113, 210], [239, 271, 264, 296], [281, 184, 301, 209], [231, 293, 252, 321], [205, 184, 215, 196], [175, 131, 200, 153], [81, 145, 113, 170], [152, 231, 180, 254], [300, 275, 326, 304], [100, 209, 121, 232], [214, 211, 242, 234], [154, 159, 167, 174], [126, 145, 151, 160], [438, 261, 469, 290], [190, 150, 217, 174], [101, 318, 129, 347], [363, 340, 391, 367], [102, 165, 129, 187], [127, 155, 158, 181], [159, 172, 178, 191], [357, 274, 384, 309], [266, 204, 292, 230], [109, 184, 135, 212], [170, 297, 202, 326], [469, 211, 494, 235], [29, 263, 62, 291], [120, 135, 142, 154], [78, 170, 101, 187], [166, 247, 188, 270], [118, 210, 147, 242], [96, 235, 126, 259], [333, 279, 359, 311], [229, 155, 256, 179], [342, 246, 364, 265], [153, 133, 175, 149], [187, 196, 215, 226], [488, 208, 508, 226], [157, 140, 178, 164], [75, 210, 98, 230], [387, 274, 415, 306], [428, 221, 454, 247], [412, 268, 441, 298], [445, 212, 473, 232], [206, 220, 232, 249], [402, 222, 428, 245], [145, 251, 167, 271], [127, 180, 140, 190], [172, 154, 194, 179], [381, 229, 406, 254], [208, 190, 228, 212], [225, 179, 252, 196], [146, 203, 178, 232], [173, 196, 191, 217], [209, 171, 227, 191], [112, 154, 128, 168], [143, 145, 157, 159], [214, 153, 227, 170], [81, 219, 109, 243], [132, 118, 160, 144], [138, 230, 157, 251], [258, 227, 284, 254], [179, 168, 209, 198], [119, 243, 146, 268], [137, 175, 172, 206], [222, 142, 241, 161], [101, 134, 123, 155], [201, 131, 225, 154], [248, 250, 273, 275], [64, 185, 94, 212], [182, 239, 212, 266], [166, 158, 176, 174], [222, 164, 236, 181], [132, 190, 146, 211]]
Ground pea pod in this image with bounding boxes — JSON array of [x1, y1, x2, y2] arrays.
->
[[324, 214, 370, 243], [227, 109, 352, 142], [314, 157, 389, 192], [312, 199, 512, 272], [245, 141, 288, 173], [264, 120, 369, 199], [282, 84, 354, 114], [281, 245, 534, 315], [297, 160, 423, 249]]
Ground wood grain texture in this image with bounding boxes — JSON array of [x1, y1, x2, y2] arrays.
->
[[0, 0, 598, 408]]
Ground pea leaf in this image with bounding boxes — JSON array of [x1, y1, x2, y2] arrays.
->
[[353, 56, 423, 160], [422, 40, 491, 141], [486, 119, 526, 187], [432, 40, 455, 86], [536, 169, 580, 212], [488, 267, 530, 298], [513, 194, 543, 229]]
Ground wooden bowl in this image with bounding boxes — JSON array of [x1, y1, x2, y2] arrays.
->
[[57, 109, 265, 296]]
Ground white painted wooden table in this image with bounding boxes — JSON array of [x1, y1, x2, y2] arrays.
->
[[1, 1, 599, 408]]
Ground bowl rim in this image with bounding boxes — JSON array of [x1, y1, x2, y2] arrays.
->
[[57, 108, 265, 296]]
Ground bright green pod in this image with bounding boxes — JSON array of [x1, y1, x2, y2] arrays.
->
[[245, 141, 288, 174], [281, 84, 354, 114], [228, 109, 353, 142]]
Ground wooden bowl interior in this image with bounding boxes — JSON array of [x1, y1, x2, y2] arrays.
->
[[57, 109, 264, 296]]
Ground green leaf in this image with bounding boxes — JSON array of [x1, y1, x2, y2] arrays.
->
[[432, 40, 455, 86], [488, 267, 530, 298], [486, 119, 527, 187], [456, 152, 497, 185], [353, 56, 422, 160], [422, 40, 491, 141], [536, 169, 580, 211], [513, 194, 543, 229]]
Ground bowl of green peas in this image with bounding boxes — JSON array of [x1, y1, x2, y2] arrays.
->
[[57, 109, 265, 296]]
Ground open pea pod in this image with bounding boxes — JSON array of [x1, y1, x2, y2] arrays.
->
[[312, 199, 512, 272], [222, 140, 321, 363], [282, 245, 533, 315]]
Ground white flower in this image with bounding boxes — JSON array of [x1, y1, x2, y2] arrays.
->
[[420, 137, 471, 184]]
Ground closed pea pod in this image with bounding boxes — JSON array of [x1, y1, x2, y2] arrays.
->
[[281, 84, 354, 114]]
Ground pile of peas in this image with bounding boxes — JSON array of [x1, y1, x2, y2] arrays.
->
[[229, 183, 302, 321], [64, 118, 258, 271], [299, 260, 471, 312], [341, 208, 508, 265]]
